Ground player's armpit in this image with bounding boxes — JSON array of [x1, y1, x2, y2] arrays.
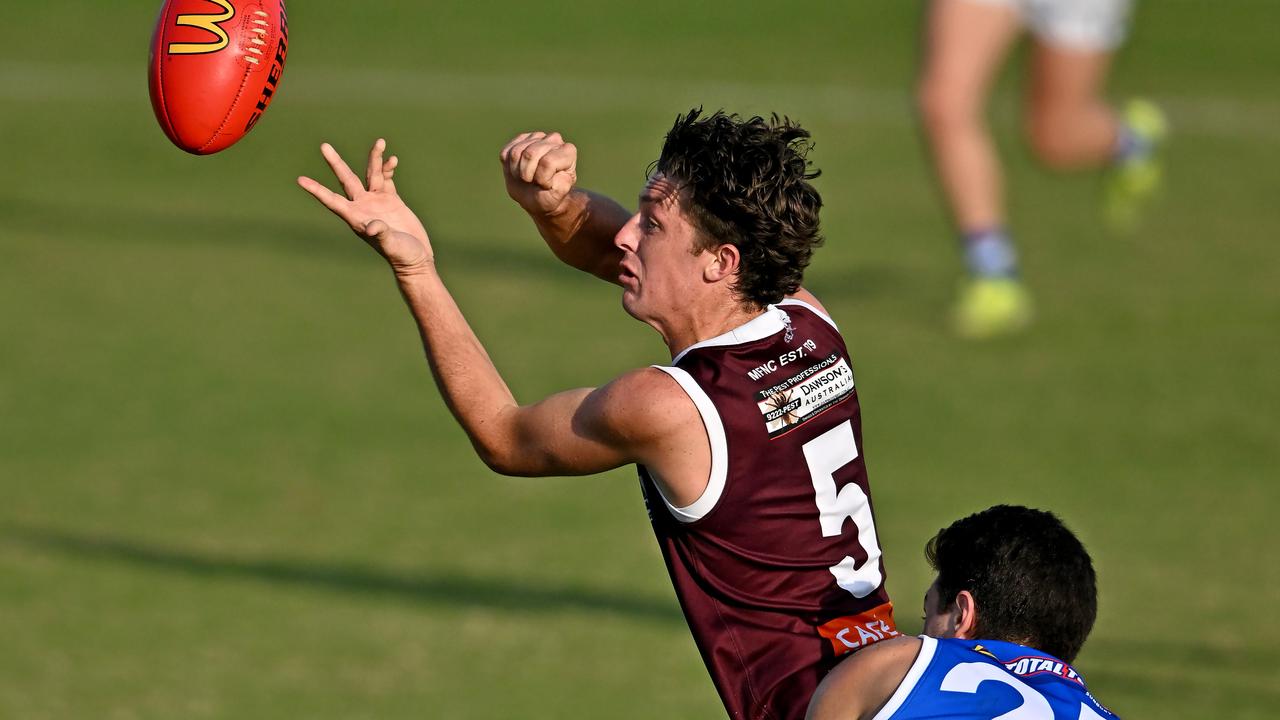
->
[[805, 636, 921, 720]]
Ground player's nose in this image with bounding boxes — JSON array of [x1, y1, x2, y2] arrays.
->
[[614, 214, 641, 253]]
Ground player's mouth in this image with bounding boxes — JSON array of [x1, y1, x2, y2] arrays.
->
[[618, 261, 639, 288]]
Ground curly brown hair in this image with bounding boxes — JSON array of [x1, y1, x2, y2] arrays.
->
[[653, 108, 824, 307]]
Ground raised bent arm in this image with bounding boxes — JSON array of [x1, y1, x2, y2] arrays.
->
[[500, 132, 632, 284], [298, 139, 676, 478]]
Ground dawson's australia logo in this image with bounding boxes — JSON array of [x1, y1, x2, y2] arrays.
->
[[755, 352, 855, 438], [168, 0, 236, 55]]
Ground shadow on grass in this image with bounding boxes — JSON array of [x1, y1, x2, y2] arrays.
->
[[4, 525, 684, 625]]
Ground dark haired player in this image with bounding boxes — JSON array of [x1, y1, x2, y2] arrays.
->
[[806, 505, 1120, 720], [299, 110, 895, 719]]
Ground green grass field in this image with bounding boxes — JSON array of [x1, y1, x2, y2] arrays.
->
[[2, 1, 1277, 717]]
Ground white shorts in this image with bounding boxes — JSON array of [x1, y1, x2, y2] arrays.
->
[[968, 0, 1134, 51]]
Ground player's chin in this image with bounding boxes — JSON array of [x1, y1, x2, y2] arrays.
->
[[620, 288, 644, 321]]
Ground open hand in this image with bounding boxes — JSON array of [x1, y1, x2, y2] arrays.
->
[[500, 131, 578, 216], [298, 139, 434, 275]]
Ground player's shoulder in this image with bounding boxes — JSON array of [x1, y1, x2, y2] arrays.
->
[[781, 288, 840, 331], [598, 366, 690, 407], [836, 635, 924, 677], [783, 288, 833, 317], [588, 366, 699, 442], [808, 636, 923, 720]]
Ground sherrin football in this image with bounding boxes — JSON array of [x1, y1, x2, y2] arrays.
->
[[148, 0, 289, 155]]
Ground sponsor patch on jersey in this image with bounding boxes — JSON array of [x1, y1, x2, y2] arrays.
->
[[1003, 654, 1083, 685], [816, 602, 898, 656], [755, 352, 855, 438]]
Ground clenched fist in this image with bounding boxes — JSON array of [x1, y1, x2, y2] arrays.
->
[[500, 131, 578, 216]]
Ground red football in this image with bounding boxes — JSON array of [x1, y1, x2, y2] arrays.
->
[[148, 0, 289, 155]]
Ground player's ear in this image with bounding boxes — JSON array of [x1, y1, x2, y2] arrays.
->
[[704, 242, 741, 284], [953, 590, 979, 640]]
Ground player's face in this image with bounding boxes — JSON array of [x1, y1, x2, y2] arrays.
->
[[614, 174, 713, 326]]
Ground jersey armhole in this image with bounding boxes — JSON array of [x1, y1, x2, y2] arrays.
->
[[870, 636, 937, 720], [778, 298, 839, 330], [647, 365, 728, 524]]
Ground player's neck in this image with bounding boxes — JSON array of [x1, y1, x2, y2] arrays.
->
[[657, 296, 766, 360]]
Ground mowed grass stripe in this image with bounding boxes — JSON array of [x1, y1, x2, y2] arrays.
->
[[3, 60, 1278, 142]]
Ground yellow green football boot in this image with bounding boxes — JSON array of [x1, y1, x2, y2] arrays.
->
[[952, 278, 1034, 339], [1105, 99, 1169, 234]]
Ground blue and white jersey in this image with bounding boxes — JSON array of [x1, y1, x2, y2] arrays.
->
[[875, 637, 1119, 720]]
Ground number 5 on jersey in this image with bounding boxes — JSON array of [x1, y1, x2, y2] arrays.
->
[[803, 420, 884, 598]]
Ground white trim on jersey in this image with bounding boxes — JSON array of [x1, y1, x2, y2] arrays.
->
[[648, 365, 729, 523], [670, 305, 790, 365], [871, 635, 937, 720], [778, 298, 839, 331]]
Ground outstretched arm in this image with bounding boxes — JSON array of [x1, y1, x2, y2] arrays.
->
[[297, 140, 692, 480], [500, 132, 632, 284]]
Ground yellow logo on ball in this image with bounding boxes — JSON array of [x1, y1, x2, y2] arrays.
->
[[168, 0, 237, 55]]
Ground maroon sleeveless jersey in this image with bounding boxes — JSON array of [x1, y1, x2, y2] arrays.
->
[[639, 300, 897, 720]]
